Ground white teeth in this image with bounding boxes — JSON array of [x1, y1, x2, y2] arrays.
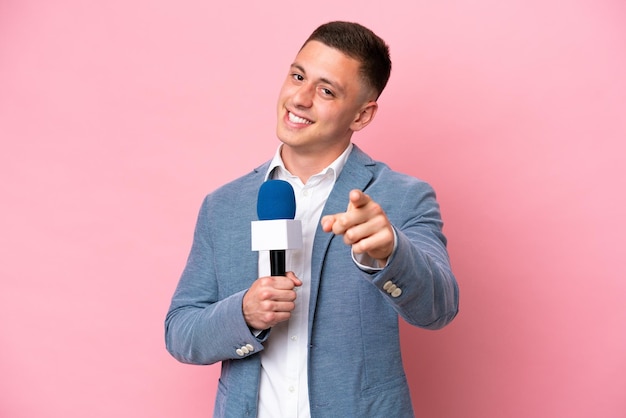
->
[[288, 112, 312, 124]]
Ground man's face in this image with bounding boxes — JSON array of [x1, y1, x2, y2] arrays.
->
[[276, 40, 376, 158]]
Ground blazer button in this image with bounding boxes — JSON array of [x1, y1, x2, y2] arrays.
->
[[245, 344, 254, 352], [383, 281, 393, 291], [236, 348, 244, 357], [391, 288, 402, 298]]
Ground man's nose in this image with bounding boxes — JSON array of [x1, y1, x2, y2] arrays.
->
[[292, 83, 314, 108]]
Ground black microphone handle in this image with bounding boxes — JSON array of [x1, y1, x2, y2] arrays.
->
[[270, 250, 286, 276]]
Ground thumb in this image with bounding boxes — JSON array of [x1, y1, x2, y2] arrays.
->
[[286, 271, 302, 286], [320, 214, 336, 232]]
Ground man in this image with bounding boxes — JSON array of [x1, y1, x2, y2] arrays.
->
[[165, 21, 459, 417]]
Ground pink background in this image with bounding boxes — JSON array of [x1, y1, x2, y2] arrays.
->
[[1, 0, 625, 417]]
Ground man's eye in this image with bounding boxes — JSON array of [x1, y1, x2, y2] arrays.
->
[[292, 74, 304, 81], [321, 88, 334, 96]]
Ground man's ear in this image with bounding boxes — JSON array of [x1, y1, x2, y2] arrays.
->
[[351, 101, 378, 132]]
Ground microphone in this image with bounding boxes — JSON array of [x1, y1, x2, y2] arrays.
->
[[251, 180, 302, 276]]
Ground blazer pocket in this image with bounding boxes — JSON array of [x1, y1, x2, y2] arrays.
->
[[361, 373, 409, 398]]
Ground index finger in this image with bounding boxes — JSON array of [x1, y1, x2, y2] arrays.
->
[[348, 189, 371, 210]]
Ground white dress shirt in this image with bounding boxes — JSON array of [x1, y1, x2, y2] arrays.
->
[[256, 143, 353, 418], [255, 143, 395, 417]]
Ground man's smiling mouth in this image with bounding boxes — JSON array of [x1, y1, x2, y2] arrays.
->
[[288, 111, 313, 125]]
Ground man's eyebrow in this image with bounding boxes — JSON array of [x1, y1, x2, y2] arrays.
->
[[291, 63, 305, 73]]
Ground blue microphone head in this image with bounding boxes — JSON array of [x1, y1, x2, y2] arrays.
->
[[257, 180, 296, 220]]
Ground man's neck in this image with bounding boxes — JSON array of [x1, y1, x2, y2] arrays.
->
[[280, 143, 350, 184]]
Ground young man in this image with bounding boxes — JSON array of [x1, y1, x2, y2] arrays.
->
[[165, 21, 459, 417]]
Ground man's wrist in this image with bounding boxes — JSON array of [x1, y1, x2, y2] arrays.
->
[[352, 228, 398, 272]]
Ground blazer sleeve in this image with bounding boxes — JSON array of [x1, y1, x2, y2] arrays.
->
[[164, 195, 267, 365], [366, 179, 459, 330]]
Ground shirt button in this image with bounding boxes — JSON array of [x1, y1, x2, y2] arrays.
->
[[288, 386, 295, 393], [291, 335, 298, 342], [303, 189, 310, 196]]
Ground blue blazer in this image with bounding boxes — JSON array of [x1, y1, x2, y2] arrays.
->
[[165, 146, 459, 417]]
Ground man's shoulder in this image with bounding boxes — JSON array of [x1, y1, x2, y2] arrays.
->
[[345, 145, 433, 193], [210, 161, 270, 195], [354, 151, 427, 186], [198, 161, 270, 216]]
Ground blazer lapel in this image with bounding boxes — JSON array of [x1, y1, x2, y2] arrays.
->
[[308, 146, 376, 324]]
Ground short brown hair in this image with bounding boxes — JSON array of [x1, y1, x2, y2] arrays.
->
[[303, 21, 392, 99]]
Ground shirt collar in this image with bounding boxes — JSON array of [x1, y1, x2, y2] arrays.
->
[[264, 143, 354, 183]]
